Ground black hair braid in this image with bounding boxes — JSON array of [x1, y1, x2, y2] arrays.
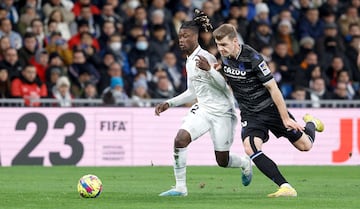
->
[[193, 9, 213, 32]]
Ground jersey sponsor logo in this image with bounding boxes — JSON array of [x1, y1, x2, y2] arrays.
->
[[223, 65, 246, 77], [258, 61, 271, 76]]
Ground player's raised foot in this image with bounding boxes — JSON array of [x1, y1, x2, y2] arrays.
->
[[241, 156, 253, 186], [267, 185, 297, 198], [303, 113, 324, 132], [159, 186, 188, 197]]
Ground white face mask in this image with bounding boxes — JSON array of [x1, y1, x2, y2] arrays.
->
[[110, 42, 122, 51], [136, 41, 148, 51]]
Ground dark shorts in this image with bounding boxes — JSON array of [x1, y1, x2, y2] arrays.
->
[[240, 103, 303, 143]]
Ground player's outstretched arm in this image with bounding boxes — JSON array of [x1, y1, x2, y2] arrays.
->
[[155, 102, 170, 116]]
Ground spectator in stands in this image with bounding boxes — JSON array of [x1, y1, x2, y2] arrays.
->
[[128, 34, 150, 66], [29, 19, 45, 49], [336, 70, 356, 99], [124, 5, 150, 37], [18, 32, 37, 66], [268, 0, 292, 21], [0, 67, 10, 98], [98, 3, 123, 32], [201, 0, 223, 28], [148, 0, 173, 25], [18, 4, 40, 35], [68, 19, 100, 51], [149, 9, 177, 47], [259, 44, 273, 62], [29, 49, 49, 83], [294, 36, 315, 63], [274, 19, 299, 57], [162, 51, 186, 94], [52, 76, 73, 107], [171, 8, 189, 34], [287, 86, 309, 108], [338, 5, 360, 37], [326, 55, 348, 89], [102, 76, 130, 106], [0, 18, 22, 49], [74, 5, 101, 37], [46, 9, 72, 40], [42, 0, 75, 25], [224, 16, 245, 45], [0, 36, 10, 61], [81, 81, 99, 100], [100, 33, 130, 75], [149, 68, 175, 99], [346, 35, 360, 82], [248, 2, 271, 33], [297, 7, 324, 40], [233, 2, 251, 41], [45, 66, 62, 98], [0, 47, 23, 79], [309, 77, 333, 108], [332, 81, 352, 102], [317, 22, 345, 52], [131, 72, 152, 107], [248, 20, 275, 51], [72, 0, 101, 17], [272, 41, 295, 86], [68, 50, 100, 97], [11, 64, 47, 106], [344, 22, 360, 43], [45, 31, 73, 65], [98, 20, 116, 50], [1, 0, 19, 25], [97, 61, 127, 95], [75, 32, 102, 67], [148, 24, 170, 68]]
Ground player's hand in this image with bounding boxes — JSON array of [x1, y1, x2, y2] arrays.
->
[[155, 102, 170, 116], [283, 118, 304, 132], [196, 55, 211, 71], [213, 63, 221, 71]]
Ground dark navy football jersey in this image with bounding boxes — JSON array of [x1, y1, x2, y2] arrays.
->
[[221, 44, 274, 112]]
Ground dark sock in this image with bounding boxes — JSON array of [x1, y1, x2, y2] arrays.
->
[[304, 122, 316, 143], [251, 151, 287, 186]]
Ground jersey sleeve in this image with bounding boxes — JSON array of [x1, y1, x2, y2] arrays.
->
[[166, 73, 196, 107], [252, 52, 273, 84]]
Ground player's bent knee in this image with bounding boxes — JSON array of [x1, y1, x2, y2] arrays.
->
[[174, 129, 191, 148]]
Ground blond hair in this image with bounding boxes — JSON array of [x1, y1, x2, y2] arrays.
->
[[213, 24, 238, 40]]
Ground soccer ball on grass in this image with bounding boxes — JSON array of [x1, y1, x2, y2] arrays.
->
[[77, 174, 103, 198]]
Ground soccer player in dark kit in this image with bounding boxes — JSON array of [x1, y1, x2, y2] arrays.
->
[[197, 23, 324, 197]]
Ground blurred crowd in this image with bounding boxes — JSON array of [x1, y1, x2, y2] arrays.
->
[[0, 0, 360, 107]]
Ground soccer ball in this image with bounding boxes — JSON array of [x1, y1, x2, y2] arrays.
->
[[77, 174, 103, 198]]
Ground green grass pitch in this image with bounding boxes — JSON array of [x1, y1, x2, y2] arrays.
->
[[0, 166, 359, 209]]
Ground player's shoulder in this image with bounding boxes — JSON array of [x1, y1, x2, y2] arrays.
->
[[241, 44, 263, 63], [198, 48, 217, 63]]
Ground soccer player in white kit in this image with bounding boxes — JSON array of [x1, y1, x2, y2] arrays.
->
[[155, 10, 252, 197]]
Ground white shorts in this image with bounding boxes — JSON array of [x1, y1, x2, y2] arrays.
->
[[180, 104, 238, 151]]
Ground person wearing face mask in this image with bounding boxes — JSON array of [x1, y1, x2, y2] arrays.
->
[[128, 34, 150, 66], [100, 33, 130, 76]]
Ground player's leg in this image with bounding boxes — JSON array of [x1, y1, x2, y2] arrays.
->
[[243, 135, 297, 197], [210, 114, 252, 186], [292, 113, 324, 151], [159, 106, 210, 196]]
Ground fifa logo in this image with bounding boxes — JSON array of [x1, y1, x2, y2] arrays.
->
[[332, 118, 360, 163]]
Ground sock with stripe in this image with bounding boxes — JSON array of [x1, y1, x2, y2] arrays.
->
[[251, 151, 287, 186]]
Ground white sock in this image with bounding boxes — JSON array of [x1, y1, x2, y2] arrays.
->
[[174, 147, 187, 189], [280, 183, 293, 188], [227, 154, 243, 168]]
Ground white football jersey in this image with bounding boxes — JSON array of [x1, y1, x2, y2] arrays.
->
[[167, 46, 236, 117]]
